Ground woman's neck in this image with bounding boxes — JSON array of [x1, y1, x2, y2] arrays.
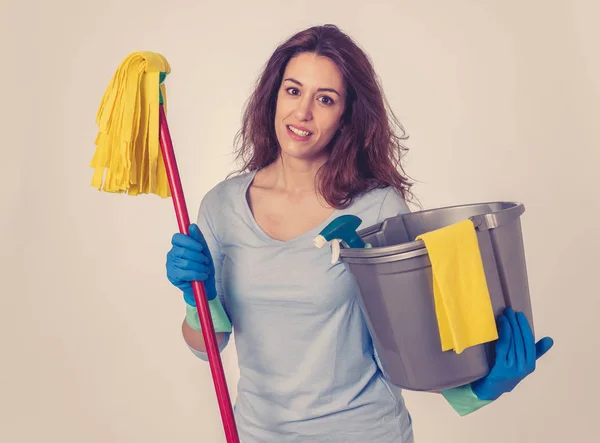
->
[[268, 154, 327, 194]]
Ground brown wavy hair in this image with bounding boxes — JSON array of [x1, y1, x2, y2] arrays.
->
[[229, 24, 415, 208]]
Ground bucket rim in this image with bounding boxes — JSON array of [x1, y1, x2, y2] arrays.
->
[[339, 200, 524, 261]]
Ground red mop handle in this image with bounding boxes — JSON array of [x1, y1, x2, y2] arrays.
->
[[158, 104, 240, 443]]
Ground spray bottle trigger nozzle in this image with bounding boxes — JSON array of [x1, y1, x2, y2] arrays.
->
[[331, 239, 342, 264]]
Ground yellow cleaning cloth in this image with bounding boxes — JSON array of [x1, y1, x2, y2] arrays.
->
[[416, 220, 498, 354], [90, 51, 171, 198]]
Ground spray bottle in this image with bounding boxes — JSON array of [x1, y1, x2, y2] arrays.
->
[[313, 214, 372, 264]]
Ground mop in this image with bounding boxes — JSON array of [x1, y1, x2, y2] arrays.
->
[[89, 51, 239, 443]]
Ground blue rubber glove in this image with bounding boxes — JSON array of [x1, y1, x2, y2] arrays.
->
[[166, 223, 217, 305], [471, 307, 554, 401]]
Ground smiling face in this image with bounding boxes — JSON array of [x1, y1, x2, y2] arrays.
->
[[273, 52, 347, 163]]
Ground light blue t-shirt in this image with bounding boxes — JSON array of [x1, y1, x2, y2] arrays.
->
[[189, 169, 414, 443]]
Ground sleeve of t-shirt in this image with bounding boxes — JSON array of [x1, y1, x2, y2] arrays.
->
[[186, 188, 232, 361], [376, 187, 411, 223]]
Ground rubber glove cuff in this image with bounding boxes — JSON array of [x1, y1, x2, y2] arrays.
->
[[183, 281, 217, 305], [441, 384, 494, 416], [185, 299, 232, 333]]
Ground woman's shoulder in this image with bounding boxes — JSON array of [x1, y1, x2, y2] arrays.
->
[[348, 185, 411, 225], [198, 171, 254, 227], [201, 170, 255, 204]]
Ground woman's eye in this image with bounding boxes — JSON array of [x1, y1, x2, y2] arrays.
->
[[319, 96, 334, 105], [287, 87, 300, 95]]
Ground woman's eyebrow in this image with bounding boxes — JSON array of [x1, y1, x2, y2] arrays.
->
[[283, 77, 341, 97]]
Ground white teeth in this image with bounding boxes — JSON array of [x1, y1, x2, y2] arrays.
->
[[288, 125, 310, 137]]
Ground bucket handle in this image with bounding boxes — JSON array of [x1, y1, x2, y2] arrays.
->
[[470, 202, 525, 231]]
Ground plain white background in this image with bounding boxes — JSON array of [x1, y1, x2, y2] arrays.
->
[[2, 0, 598, 441]]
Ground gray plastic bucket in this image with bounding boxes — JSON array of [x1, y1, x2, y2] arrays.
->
[[339, 202, 534, 391]]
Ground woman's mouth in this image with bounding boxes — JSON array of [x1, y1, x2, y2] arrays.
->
[[287, 125, 312, 141]]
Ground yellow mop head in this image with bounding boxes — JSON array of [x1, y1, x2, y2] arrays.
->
[[90, 51, 172, 198]]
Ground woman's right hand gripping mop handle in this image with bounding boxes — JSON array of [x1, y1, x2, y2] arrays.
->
[[159, 103, 239, 443], [167, 223, 232, 333]]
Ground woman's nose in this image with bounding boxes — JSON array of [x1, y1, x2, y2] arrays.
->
[[295, 97, 313, 121]]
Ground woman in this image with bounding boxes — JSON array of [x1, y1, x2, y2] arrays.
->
[[166, 24, 552, 442]]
